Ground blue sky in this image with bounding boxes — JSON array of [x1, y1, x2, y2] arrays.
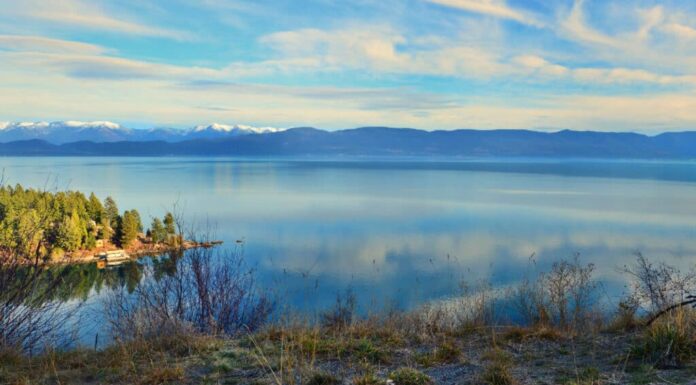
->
[[1, 0, 696, 132]]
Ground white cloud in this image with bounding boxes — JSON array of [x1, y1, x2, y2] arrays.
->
[[1, 1, 696, 132], [559, 1, 696, 74], [513, 54, 696, 85], [561, 0, 620, 47], [662, 23, 696, 40], [4, 52, 696, 133], [257, 26, 506, 78], [0, 35, 106, 54], [636, 6, 664, 41], [426, 0, 542, 27], [6, 0, 193, 41], [513, 55, 568, 77], [0, 51, 220, 81]]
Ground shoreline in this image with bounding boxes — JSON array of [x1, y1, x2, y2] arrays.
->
[[51, 239, 224, 266]]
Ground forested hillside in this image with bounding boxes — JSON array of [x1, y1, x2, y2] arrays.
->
[[0, 185, 175, 259]]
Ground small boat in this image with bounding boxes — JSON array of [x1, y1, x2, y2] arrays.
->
[[97, 250, 131, 266]]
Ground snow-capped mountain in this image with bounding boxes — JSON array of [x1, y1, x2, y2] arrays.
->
[[186, 123, 282, 139], [0, 121, 132, 143], [0, 121, 283, 144]]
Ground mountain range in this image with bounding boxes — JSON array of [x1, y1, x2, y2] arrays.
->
[[0, 121, 282, 144], [1, 122, 696, 158]]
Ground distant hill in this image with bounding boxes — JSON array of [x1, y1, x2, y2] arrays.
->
[[1, 126, 696, 158]]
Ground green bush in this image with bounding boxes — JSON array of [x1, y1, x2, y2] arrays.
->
[[352, 339, 388, 364], [388, 367, 433, 385]]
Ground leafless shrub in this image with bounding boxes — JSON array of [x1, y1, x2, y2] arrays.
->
[[507, 275, 547, 327], [104, 246, 273, 343], [542, 254, 597, 329], [320, 288, 356, 330], [459, 279, 497, 327], [622, 252, 696, 314], [507, 254, 598, 331]]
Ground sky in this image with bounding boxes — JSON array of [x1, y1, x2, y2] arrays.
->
[[1, 0, 696, 133]]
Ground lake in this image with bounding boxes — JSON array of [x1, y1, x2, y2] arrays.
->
[[2, 157, 696, 327]]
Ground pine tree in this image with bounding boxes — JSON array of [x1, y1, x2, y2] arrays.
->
[[163, 212, 176, 235], [56, 210, 85, 251], [131, 210, 143, 233], [0, 186, 142, 255], [103, 197, 119, 227], [119, 210, 139, 248], [98, 216, 113, 243], [87, 192, 104, 222], [16, 209, 42, 256], [150, 217, 166, 243]]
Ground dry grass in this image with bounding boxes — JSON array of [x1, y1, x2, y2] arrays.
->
[[605, 298, 640, 333], [480, 361, 517, 385], [0, 333, 219, 384], [1, 312, 694, 385], [632, 308, 696, 368], [502, 325, 564, 342], [139, 365, 185, 385], [480, 348, 517, 385], [351, 372, 382, 385], [415, 338, 463, 366], [388, 367, 433, 385], [305, 371, 341, 385]]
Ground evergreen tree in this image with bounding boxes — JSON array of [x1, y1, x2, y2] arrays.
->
[[98, 216, 113, 243], [163, 212, 176, 235], [0, 186, 142, 255], [131, 210, 143, 233], [150, 217, 166, 243], [0, 208, 19, 250], [16, 209, 42, 256], [87, 193, 104, 222], [119, 210, 139, 248], [84, 232, 97, 249], [56, 211, 85, 251], [103, 197, 119, 227]]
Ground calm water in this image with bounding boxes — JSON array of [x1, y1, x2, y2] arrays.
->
[[2, 157, 696, 319]]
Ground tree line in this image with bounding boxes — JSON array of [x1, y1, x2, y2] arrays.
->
[[0, 184, 177, 259]]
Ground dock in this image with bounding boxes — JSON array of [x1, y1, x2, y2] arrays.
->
[[97, 250, 130, 267]]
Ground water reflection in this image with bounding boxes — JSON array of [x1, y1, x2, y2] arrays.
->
[[25, 250, 192, 307], [1, 157, 696, 315]]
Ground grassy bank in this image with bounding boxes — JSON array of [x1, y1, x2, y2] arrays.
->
[[2, 308, 696, 384]]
